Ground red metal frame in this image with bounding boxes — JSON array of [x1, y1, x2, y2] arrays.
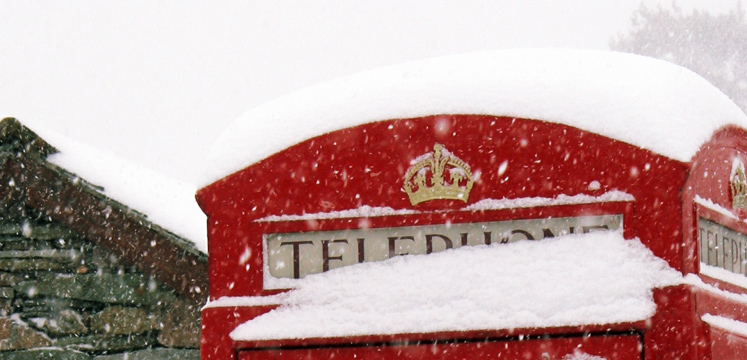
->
[[238, 332, 644, 360], [198, 115, 688, 300], [199, 115, 735, 360]]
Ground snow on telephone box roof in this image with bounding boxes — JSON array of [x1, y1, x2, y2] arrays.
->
[[203, 48, 747, 186]]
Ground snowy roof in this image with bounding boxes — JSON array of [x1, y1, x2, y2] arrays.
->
[[202, 48, 747, 187], [227, 231, 682, 341], [32, 129, 208, 253]]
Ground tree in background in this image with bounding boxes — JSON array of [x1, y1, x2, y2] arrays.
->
[[611, 3, 747, 113]]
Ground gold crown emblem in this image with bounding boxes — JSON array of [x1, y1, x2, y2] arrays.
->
[[732, 159, 747, 211], [403, 143, 474, 205]]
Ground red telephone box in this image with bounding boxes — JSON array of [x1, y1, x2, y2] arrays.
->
[[196, 50, 747, 360]]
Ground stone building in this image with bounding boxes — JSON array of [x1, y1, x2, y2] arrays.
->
[[0, 118, 207, 359]]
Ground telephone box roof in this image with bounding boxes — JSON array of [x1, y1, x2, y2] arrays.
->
[[202, 48, 747, 187]]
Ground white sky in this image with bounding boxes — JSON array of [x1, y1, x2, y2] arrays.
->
[[0, 0, 740, 185]]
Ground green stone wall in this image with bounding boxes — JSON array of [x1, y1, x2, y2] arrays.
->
[[0, 213, 201, 360]]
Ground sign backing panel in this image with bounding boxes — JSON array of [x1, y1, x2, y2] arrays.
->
[[264, 214, 622, 289]]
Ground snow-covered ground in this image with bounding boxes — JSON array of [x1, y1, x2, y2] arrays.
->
[[203, 49, 747, 186], [32, 128, 208, 253], [226, 230, 682, 341]]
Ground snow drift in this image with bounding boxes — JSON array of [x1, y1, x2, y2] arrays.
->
[[229, 230, 682, 341]]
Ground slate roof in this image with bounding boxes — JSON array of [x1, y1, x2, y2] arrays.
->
[[0, 118, 207, 303]]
